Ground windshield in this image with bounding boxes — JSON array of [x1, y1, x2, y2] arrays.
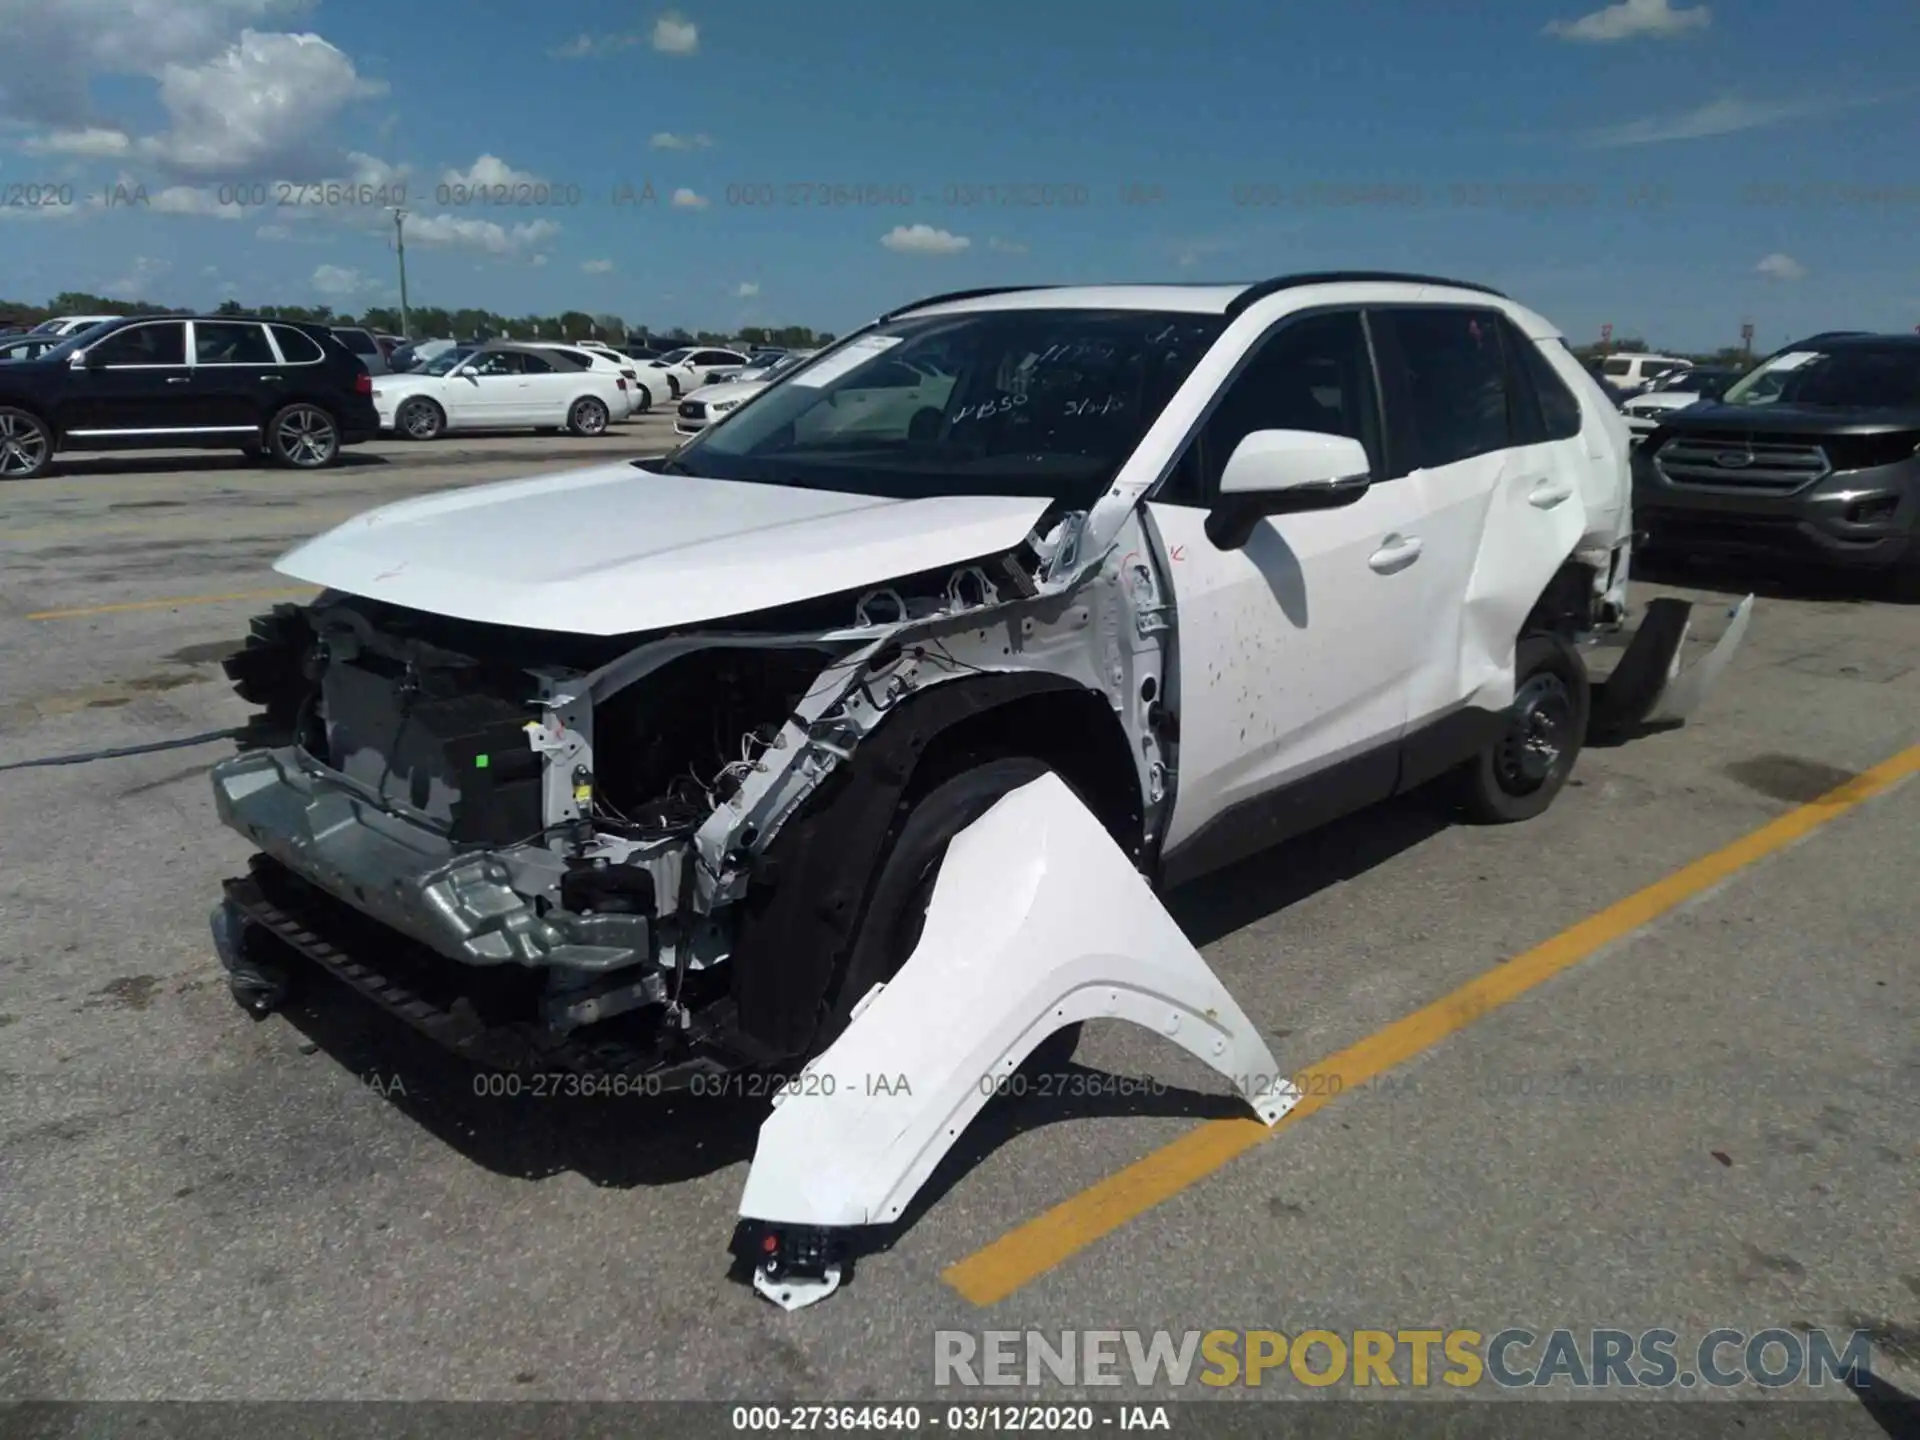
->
[[1721, 347, 1920, 409], [418, 346, 476, 376], [659, 308, 1226, 507]]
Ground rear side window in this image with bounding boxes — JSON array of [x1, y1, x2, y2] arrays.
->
[[270, 325, 325, 363], [1601, 357, 1631, 377], [195, 322, 275, 365], [550, 348, 594, 366], [1502, 321, 1583, 442], [336, 329, 378, 355], [1376, 308, 1509, 468], [519, 351, 555, 373]]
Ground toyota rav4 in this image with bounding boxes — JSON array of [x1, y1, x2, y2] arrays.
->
[[206, 274, 1746, 1307]]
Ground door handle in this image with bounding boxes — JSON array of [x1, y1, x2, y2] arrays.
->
[[260, 374, 282, 382], [1368, 534, 1422, 574], [1527, 478, 1576, 509], [167, 376, 190, 384]]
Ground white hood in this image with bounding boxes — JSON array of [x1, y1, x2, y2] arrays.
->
[[274, 463, 1049, 636]]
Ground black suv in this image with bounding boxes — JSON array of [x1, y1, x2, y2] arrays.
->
[[1633, 333, 1920, 594], [0, 314, 379, 480]]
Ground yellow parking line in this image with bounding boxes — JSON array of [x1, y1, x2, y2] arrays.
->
[[26, 586, 317, 621], [943, 739, 1920, 1307]]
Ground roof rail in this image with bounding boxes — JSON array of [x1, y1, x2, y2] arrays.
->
[[1225, 271, 1506, 319], [879, 286, 1057, 322]]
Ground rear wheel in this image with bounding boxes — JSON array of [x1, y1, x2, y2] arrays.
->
[[568, 396, 610, 437], [396, 396, 444, 440], [267, 403, 340, 468], [0, 406, 53, 480], [1452, 632, 1590, 824], [632, 383, 653, 413], [823, 757, 1081, 1073]]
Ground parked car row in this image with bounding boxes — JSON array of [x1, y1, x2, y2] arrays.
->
[[0, 311, 742, 476]]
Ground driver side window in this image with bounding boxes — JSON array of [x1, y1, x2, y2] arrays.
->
[[466, 351, 524, 377], [1158, 310, 1381, 506]]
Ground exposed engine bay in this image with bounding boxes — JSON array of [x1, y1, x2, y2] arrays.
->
[[212, 511, 1175, 1081]]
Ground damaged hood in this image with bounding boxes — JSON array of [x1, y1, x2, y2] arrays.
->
[[274, 462, 1049, 635]]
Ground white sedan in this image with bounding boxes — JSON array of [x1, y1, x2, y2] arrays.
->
[[636, 345, 752, 400], [372, 344, 629, 440], [673, 350, 817, 436]]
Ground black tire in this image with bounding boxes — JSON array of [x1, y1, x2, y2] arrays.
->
[[1452, 633, 1591, 824], [568, 396, 610, 437], [395, 396, 445, 441], [666, 375, 682, 399], [266, 403, 341, 468], [0, 405, 54, 480], [824, 756, 1082, 1073], [632, 383, 653, 413]]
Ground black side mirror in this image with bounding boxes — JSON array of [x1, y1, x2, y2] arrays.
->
[[1205, 475, 1372, 549]]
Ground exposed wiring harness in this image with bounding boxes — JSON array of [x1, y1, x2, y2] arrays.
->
[[0, 728, 238, 774]]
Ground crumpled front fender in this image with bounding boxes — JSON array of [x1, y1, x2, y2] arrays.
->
[[735, 773, 1295, 1306]]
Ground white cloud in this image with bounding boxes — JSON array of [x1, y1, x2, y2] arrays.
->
[[653, 12, 699, 55], [440, 153, 542, 191], [134, 30, 386, 179], [1755, 252, 1807, 281], [1583, 93, 1888, 147], [649, 131, 714, 150], [16, 126, 132, 156], [311, 262, 369, 297], [1546, 0, 1710, 42], [101, 253, 168, 299], [881, 223, 971, 255], [735, 281, 759, 297], [531, 253, 548, 267], [201, 264, 219, 275], [582, 258, 614, 274], [146, 184, 246, 217], [549, 31, 642, 58], [671, 187, 709, 209], [0, 0, 306, 128], [405, 212, 560, 255], [987, 236, 1028, 254], [256, 222, 292, 239]]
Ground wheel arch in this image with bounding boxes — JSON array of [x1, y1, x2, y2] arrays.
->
[[723, 670, 1145, 1061]]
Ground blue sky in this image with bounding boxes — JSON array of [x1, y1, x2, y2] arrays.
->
[[1, 0, 1916, 349]]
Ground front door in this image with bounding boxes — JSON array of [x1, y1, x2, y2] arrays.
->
[[1149, 309, 1429, 861], [445, 351, 533, 427], [59, 320, 193, 437]]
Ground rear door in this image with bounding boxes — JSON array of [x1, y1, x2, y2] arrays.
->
[[62, 320, 192, 436], [1369, 307, 1592, 734], [188, 320, 281, 430]]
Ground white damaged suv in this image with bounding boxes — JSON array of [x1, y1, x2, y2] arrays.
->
[[208, 274, 1746, 1307]]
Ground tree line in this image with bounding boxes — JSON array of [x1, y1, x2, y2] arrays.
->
[[0, 292, 835, 350]]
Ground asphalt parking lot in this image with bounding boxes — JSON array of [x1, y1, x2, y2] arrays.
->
[[1, 431, 1916, 1419]]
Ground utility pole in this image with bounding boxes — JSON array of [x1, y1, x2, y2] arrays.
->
[[389, 207, 411, 339], [1740, 321, 1754, 364]]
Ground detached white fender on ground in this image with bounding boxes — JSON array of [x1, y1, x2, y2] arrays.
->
[[736, 772, 1298, 1309]]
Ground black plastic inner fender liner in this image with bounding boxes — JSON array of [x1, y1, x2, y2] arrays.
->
[[724, 671, 1088, 1061]]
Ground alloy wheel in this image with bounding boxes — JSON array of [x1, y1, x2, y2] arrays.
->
[[0, 413, 49, 478], [276, 407, 338, 467]]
